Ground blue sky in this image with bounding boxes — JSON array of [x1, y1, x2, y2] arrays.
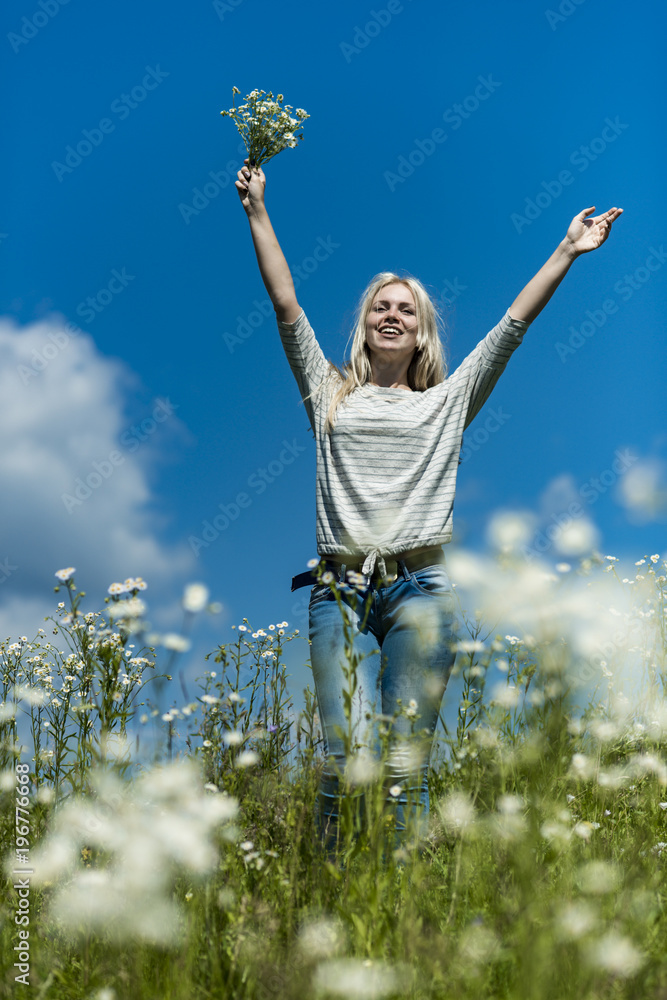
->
[[2, 0, 665, 710]]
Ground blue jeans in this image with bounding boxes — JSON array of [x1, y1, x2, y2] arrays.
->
[[308, 558, 460, 852]]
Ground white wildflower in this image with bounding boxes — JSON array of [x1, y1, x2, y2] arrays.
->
[[345, 750, 381, 786], [540, 821, 571, 844], [573, 821, 597, 840], [554, 901, 597, 941], [312, 958, 406, 999], [22, 762, 238, 944], [298, 917, 344, 959], [183, 583, 209, 613], [458, 925, 501, 964], [569, 753, 595, 780], [0, 770, 16, 792], [455, 639, 486, 653], [553, 518, 600, 555], [578, 860, 621, 895], [588, 719, 619, 743], [12, 684, 49, 706], [491, 683, 520, 708], [162, 634, 191, 652], [437, 792, 476, 836], [486, 510, 538, 552], [223, 731, 243, 746], [586, 931, 644, 977], [108, 598, 146, 620]]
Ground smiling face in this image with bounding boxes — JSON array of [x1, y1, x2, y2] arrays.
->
[[365, 283, 419, 363]]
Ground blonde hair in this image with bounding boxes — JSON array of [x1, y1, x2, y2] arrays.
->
[[317, 272, 448, 434]]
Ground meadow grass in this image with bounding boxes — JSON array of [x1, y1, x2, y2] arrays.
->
[[1, 552, 666, 999]]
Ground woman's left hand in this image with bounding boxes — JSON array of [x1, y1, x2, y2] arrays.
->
[[564, 205, 624, 256]]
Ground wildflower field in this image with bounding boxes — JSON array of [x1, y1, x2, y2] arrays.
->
[[2, 546, 667, 1000]]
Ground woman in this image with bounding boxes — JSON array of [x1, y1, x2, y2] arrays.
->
[[235, 157, 622, 850]]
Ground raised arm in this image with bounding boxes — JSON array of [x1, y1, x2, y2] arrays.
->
[[235, 158, 301, 324], [508, 206, 623, 325]]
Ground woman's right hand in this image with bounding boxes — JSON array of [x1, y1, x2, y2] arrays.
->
[[235, 158, 266, 213]]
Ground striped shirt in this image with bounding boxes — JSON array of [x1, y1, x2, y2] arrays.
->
[[277, 308, 531, 575]]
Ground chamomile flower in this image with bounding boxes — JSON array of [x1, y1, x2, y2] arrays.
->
[[220, 88, 309, 168], [183, 583, 209, 613]]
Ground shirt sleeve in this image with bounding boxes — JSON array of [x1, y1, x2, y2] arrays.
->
[[277, 309, 333, 430], [451, 309, 530, 430]]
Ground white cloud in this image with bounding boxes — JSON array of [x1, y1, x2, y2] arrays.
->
[[0, 315, 195, 639]]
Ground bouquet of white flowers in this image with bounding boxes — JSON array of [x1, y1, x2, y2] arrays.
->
[[220, 87, 309, 168]]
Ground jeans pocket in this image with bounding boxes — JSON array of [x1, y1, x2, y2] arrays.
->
[[409, 565, 454, 599]]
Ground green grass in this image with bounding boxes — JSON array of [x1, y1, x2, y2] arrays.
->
[[1, 553, 666, 999]]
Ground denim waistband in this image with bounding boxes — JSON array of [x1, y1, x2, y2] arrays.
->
[[290, 546, 445, 592]]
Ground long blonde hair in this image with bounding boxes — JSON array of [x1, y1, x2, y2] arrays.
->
[[317, 272, 448, 434]]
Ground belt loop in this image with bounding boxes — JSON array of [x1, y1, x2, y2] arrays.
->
[[399, 560, 411, 582]]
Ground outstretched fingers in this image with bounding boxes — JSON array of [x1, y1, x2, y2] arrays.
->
[[595, 206, 624, 226]]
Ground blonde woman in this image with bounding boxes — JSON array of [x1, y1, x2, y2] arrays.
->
[[236, 156, 622, 850]]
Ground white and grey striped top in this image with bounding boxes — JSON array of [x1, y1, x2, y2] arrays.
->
[[277, 308, 530, 576]]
